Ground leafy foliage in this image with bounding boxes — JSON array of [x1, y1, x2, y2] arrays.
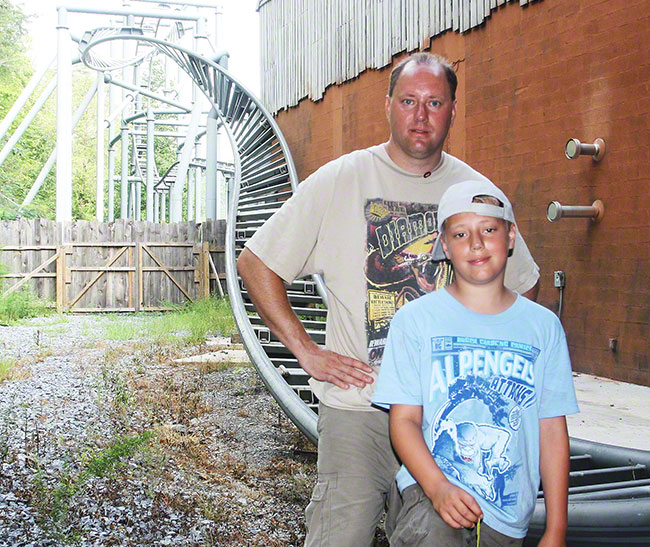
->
[[0, 261, 50, 322], [0, 4, 194, 222], [0, 0, 38, 218], [0, 1, 107, 220]]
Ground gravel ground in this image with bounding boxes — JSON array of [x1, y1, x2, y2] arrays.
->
[[0, 314, 321, 546]]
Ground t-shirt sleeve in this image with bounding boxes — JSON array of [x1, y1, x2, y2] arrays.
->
[[244, 166, 336, 284], [505, 231, 540, 295], [538, 316, 580, 418], [372, 310, 424, 409]]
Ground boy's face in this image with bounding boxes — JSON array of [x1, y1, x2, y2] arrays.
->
[[441, 212, 516, 288]]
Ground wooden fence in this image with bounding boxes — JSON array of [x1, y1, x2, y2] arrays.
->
[[0, 219, 227, 312]]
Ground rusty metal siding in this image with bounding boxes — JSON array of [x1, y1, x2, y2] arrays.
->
[[259, 0, 531, 113]]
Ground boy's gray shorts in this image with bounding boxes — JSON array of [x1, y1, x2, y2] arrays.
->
[[391, 484, 523, 547], [304, 403, 401, 547]]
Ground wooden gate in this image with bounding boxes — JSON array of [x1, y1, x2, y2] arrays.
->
[[1, 242, 224, 312], [0, 245, 59, 303], [0, 219, 226, 312]]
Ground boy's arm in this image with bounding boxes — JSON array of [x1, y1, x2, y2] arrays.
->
[[390, 404, 483, 529], [538, 416, 570, 547]]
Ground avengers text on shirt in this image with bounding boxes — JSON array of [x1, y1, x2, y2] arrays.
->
[[428, 336, 540, 508]]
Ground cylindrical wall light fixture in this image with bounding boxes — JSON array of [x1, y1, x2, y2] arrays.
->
[[565, 138, 606, 161], [547, 200, 605, 222]]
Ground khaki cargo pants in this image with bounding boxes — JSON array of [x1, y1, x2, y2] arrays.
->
[[391, 484, 524, 547], [304, 403, 401, 547]]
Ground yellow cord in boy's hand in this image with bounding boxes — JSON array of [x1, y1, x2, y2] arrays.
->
[[429, 481, 483, 529], [476, 516, 482, 546]]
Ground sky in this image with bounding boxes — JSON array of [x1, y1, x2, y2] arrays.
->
[[20, 0, 261, 95]]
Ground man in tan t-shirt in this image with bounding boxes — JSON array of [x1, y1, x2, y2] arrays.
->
[[238, 52, 540, 546]]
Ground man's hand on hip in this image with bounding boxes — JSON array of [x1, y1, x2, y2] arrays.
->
[[298, 343, 374, 390], [238, 248, 373, 390]]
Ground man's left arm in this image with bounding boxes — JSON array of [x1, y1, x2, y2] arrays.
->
[[538, 416, 570, 547]]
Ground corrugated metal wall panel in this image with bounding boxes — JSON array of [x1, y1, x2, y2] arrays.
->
[[260, 0, 532, 112]]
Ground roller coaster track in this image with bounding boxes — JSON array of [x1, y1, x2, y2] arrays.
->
[[82, 33, 323, 443], [80, 34, 650, 544]]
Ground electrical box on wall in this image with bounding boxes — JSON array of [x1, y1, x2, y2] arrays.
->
[[554, 270, 566, 288]]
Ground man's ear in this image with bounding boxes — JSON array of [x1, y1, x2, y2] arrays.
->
[[384, 95, 391, 122], [450, 99, 458, 127]]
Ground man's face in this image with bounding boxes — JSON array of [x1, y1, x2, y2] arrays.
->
[[385, 63, 457, 167]]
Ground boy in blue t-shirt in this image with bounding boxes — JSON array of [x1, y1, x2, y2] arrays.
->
[[372, 180, 578, 546]]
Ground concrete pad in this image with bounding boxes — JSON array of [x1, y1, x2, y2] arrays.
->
[[567, 372, 650, 452], [174, 348, 251, 365], [205, 335, 244, 351]]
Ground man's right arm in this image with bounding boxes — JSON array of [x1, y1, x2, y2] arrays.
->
[[237, 247, 374, 390]]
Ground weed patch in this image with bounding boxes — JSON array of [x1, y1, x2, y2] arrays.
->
[[29, 431, 155, 540], [156, 424, 202, 456], [0, 288, 50, 324], [102, 317, 150, 341], [84, 431, 154, 477], [195, 360, 247, 375], [147, 296, 237, 344], [0, 356, 18, 383], [99, 361, 132, 411]]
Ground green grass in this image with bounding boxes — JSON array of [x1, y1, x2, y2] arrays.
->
[[0, 287, 50, 324], [0, 263, 52, 323], [0, 357, 18, 383], [92, 296, 237, 345], [30, 315, 69, 328], [42, 325, 67, 336], [147, 296, 237, 344], [31, 431, 155, 531], [85, 296, 236, 346], [84, 431, 154, 477], [101, 317, 150, 341]]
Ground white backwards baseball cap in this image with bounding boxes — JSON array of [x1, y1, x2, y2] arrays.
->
[[432, 179, 516, 261]]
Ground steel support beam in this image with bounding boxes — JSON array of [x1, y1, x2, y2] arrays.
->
[[107, 147, 116, 221], [120, 124, 130, 218], [169, 100, 203, 221], [145, 107, 155, 221], [96, 72, 106, 221], [56, 7, 73, 222], [205, 107, 218, 219]]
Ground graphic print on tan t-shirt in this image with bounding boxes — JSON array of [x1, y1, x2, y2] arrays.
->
[[364, 198, 453, 367]]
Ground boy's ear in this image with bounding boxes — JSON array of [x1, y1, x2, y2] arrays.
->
[[440, 234, 451, 260], [507, 223, 516, 258]]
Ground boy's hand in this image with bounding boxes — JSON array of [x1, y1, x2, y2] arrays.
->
[[427, 480, 483, 529]]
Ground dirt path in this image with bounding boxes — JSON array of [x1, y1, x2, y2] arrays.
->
[[0, 314, 317, 546]]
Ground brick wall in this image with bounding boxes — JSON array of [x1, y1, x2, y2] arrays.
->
[[272, 0, 650, 386]]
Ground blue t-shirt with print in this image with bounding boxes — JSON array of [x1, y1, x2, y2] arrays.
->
[[372, 288, 579, 539]]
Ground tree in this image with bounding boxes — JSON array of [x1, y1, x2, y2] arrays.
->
[[0, 2, 101, 221], [0, 0, 37, 218]]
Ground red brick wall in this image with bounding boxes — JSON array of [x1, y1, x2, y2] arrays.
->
[[272, 0, 650, 386]]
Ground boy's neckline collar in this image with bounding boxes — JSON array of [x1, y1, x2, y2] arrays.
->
[[442, 286, 520, 318]]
